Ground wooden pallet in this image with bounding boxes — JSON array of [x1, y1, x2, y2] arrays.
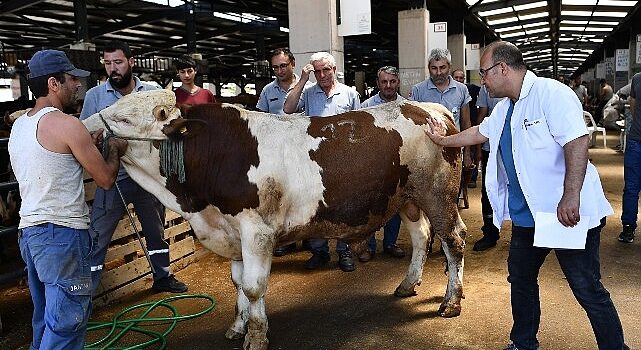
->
[[85, 180, 196, 306]]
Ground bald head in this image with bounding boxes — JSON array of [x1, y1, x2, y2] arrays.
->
[[483, 41, 526, 71]]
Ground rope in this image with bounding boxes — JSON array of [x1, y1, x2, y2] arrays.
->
[[98, 114, 187, 183], [159, 139, 186, 183], [85, 294, 217, 350]]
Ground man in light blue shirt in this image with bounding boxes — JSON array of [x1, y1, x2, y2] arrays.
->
[[358, 66, 406, 262], [283, 52, 360, 272], [410, 48, 472, 168], [256, 48, 310, 115], [81, 40, 187, 294]]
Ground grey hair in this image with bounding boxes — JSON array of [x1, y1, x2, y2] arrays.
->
[[428, 48, 451, 64], [310, 52, 336, 67], [485, 41, 526, 71], [377, 66, 399, 79]]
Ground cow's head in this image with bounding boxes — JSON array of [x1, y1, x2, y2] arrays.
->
[[84, 90, 181, 140]]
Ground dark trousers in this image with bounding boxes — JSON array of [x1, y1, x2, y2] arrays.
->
[[508, 221, 627, 350], [89, 177, 168, 294], [481, 149, 499, 239]]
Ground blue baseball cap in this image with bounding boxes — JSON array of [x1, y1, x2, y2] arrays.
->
[[28, 49, 91, 79]]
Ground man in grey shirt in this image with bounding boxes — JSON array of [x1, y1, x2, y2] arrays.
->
[[81, 40, 187, 294], [409, 48, 472, 168]]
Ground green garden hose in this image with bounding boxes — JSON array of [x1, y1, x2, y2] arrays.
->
[[85, 294, 217, 350]]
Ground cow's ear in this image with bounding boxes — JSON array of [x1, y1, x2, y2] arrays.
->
[[161, 118, 207, 139]]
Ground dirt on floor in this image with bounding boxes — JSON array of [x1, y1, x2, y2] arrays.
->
[[1, 134, 640, 350]]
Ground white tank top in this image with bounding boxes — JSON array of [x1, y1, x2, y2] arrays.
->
[[8, 107, 90, 229]]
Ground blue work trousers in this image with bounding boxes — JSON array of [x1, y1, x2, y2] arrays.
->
[[367, 213, 401, 252], [89, 177, 168, 294], [309, 238, 349, 254], [621, 139, 641, 228], [19, 224, 93, 350], [508, 221, 627, 350]]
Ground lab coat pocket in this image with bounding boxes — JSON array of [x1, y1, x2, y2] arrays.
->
[[522, 117, 551, 149]]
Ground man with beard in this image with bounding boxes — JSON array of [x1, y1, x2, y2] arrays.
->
[[410, 48, 473, 169], [358, 66, 406, 262], [10, 49, 127, 349], [81, 40, 188, 294], [283, 51, 360, 272]]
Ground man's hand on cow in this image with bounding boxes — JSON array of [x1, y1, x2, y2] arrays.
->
[[557, 192, 581, 227], [108, 138, 129, 158], [90, 128, 105, 148], [424, 117, 448, 146], [301, 64, 314, 82]]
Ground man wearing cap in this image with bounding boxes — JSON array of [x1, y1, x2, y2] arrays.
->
[[9, 49, 128, 349], [81, 40, 188, 294]]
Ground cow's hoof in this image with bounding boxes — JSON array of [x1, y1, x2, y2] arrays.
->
[[437, 302, 461, 318], [394, 286, 417, 298], [225, 328, 246, 340], [243, 336, 269, 350]]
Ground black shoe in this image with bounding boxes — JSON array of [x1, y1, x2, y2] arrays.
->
[[305, 252, 330, 270], [618, 225, 635, 243], [152, 275, 188, 293], [473, 236, 498, 251], [338, 250, 356, 272], [274, 242, 296, 257]]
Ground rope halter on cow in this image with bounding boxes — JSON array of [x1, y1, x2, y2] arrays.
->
[[98, 113, 187, 183]]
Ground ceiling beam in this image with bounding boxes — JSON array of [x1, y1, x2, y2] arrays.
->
[[0, 0, 45, 14], [471, 0, 541, 13]]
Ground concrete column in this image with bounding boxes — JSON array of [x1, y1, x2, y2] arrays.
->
[[398, 8, 430, 97], [288, 0, 344, 83], [447, 34, 466, 73]]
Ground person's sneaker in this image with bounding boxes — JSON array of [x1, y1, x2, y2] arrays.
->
[[358, 250, 374, 262], [152, 275, 188, 293], [338, 250, 356, 272], [472, 235, 498, 251], [304, 251, 330, 270], [502, 344, 519, 350], [618, 224, 635, 243], [383, 244, 406, 258], [273, 242, 296, 257]]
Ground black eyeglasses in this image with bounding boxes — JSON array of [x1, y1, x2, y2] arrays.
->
[[271, 62, 290, 70], [479, 62, 502, 78]]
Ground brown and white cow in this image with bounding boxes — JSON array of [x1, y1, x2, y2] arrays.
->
[[81, 90, 466, 350]]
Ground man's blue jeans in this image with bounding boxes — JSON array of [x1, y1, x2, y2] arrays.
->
[[622, 138, 641, 228], [508, 220, 626, 350], [19, 223, 93, 350], [368, 213, 401, 252]]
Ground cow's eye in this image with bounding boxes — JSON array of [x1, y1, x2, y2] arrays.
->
[[153, 105, 169, 121]]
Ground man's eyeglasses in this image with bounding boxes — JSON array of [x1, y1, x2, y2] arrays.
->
[[271, 62, 290, 71], [314, 67, 333, 74], [479, 62, 502, 78]]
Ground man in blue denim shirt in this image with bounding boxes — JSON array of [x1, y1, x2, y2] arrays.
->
[[81, 40, 187, 294], [9, 49, 127, 350]]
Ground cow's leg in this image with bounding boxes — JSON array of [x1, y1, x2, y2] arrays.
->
[[431, 211, 466, 318], [395, 202, 430, 297], [225, 260, 250, 340], [238, 216, 275, 350]]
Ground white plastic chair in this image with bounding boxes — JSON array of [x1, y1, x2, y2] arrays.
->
[[583, 111, 607, 148]]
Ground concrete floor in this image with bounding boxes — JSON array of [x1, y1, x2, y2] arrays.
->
[[2, 135, 640, 349]]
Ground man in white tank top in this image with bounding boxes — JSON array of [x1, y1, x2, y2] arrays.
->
[[8, 50, 127, 350]]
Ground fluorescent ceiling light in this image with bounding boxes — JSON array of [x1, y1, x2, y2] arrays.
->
[[513, 1, 547, 11], [141, 0, 183, 6]]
